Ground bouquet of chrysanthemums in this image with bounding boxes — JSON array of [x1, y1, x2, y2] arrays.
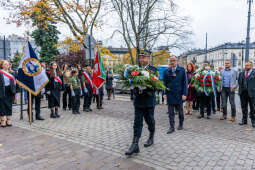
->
[[191, 66, 222, 95], [118, 64, 167, 91]]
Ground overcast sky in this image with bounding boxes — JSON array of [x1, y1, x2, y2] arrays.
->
[[0, 0, 253, 54]]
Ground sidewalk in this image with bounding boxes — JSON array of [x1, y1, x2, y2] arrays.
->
[[0, 127, 154, 170]]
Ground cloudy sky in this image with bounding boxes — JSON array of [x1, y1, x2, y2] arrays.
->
[[0, 0, 253, 54]]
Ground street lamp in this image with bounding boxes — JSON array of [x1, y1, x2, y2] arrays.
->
[[245, 0, 253, 62]]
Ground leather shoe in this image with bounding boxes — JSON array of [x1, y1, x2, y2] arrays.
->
[[229, 117, 236, 122], [207, 116, 211, 119], [144, 133, 154, 147], [177, 126, 183, 130], [167, 128, 175, 134], [36, 116, 45, 121], [197, 115, 204, 119], [239, 120, 247, 126], [220, 115, 227, 120]]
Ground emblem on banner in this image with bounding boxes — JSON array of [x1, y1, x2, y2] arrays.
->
[[22, 58, 42, 76]]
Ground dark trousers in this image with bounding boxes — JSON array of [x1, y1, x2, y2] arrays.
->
[[83, 92, 92, 109], [200, 93, 211, 116], [216, 91, 222, 110], [133, 107, 155, 138], [168, 104, 184, 129], [63, 85, 72, 109], [211, 94, 216, 112], [222, 87, 236, 117], [72, 89, 80, 112], [27, 94, 41, 118], [107, 89, 112, 100], [193, 96, 200, 110], [240, 91, 255, 123], [96, 93, 103, 108]]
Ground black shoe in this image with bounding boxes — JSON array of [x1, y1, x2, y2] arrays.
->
[[36, 116, 45, 121], [207, 116, 211, 119], [144, 133, 154, 148], [55, 109, 60, 118], [89, 108, 93, 111], [125, 137, 140, 156], [76, 111, 80, 114], [63, 108, 67, 111], [50, 110, 56, 118], [167, 128, 175, 134], [50, 113, 57, 118], [239, 121, 247, 126], [100, 106, 104, 109], [177, 126, 183, 130], [72, 111, 77, 114], [197, 115, 204, 119], [84, 108, 90, 112]]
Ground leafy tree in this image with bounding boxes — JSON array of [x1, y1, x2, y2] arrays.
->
[[11, 50, 22, 68], [31, 24, 60, 63]]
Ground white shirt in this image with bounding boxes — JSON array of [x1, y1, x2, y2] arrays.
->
[[1, 69, 12, 86]]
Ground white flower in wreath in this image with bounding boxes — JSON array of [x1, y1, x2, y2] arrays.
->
[[202, 70, 208, 75], [205, 66, 211, 70], [141, 71, 150, 78]]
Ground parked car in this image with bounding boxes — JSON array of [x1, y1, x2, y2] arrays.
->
[[113, 74, 130, 94]]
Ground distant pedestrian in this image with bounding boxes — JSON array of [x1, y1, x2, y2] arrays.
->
[[220, 60, 238, 122], [105, 71, 113, 100], [216, 66, 224, 112]]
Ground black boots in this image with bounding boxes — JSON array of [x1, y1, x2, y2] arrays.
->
[[55, 108, 60, 118], [50, 109, 56, 118], [144, 132, 154, 148], [125, 137, 140, 156], [239, 119, 247, 126], [167, 128, 175, 134]]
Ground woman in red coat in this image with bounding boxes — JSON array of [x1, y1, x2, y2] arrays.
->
[[186, 62, 196, 115]]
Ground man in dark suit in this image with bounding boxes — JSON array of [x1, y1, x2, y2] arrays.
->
[[163, 56, 188, 134], [238, 61, 255, 127], [125, 49, 158, 156]]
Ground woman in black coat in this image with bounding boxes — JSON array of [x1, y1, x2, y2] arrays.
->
[[46, 62, 62, 118], [0, 60, 16, 127], [105, 71, 113, 100]]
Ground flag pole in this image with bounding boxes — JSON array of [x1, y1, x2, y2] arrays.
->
[[29, 92, 32, 125]]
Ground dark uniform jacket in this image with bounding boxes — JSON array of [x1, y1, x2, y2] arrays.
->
[[0, 72, 16, 98], [133, 65, 158, 108], [238, 70, 255, 97], [163, 66, 188, 105]]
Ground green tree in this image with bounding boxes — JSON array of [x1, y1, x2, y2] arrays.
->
[[31, 24, 60, 63], [11, 50, 22, 68]]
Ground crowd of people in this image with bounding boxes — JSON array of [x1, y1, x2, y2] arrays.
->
[[0, 60, 115, 127], [125, 51, 255, 156]]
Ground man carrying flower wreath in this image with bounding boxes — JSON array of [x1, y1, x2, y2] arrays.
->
[[125, 49, 159, 156]]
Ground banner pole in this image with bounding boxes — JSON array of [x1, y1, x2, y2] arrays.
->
[[20, 88, 23, 120], [29, 92, 32, 125]]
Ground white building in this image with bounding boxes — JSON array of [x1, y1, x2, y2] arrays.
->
[[180, 42, 255, 70]]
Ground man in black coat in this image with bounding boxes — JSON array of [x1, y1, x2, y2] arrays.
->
[[238, 61, 255, 127], [125, 49, 158, 156]]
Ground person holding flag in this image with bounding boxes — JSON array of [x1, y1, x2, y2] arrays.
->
[[82, 64, 94, 112], [0, 60, 16, 127], [92, 50, 106, 110], [46, 62, 62, 118], [17, 42, 49, 123]]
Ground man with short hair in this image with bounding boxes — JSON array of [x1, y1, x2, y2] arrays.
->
[[125, 49, 158, 156], [163, 56, 188, 134], [238, 61, 255, 127], [220, 60, 238, 122]]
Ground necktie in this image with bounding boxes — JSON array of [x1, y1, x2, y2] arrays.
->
[[245, 71, 249, 78]]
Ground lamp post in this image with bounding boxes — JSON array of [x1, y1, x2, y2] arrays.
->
[[245, 0, 253, 62]]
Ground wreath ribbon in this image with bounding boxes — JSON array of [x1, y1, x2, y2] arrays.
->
[[203, 71, 217, 97]]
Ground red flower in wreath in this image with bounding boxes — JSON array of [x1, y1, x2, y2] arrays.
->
[[147, 70, 151, 73], [205, 79, 208, 81], [201, 75, 205, 78], [131, 71, 139, 76], [201, 83, 204, 87], [152, 76, 158, 82], [216, 77, 220, 80], [209, 79, 212, 82], [206, 83, 210, 86], [196, 76, 200, 79], [214, 80, 217, 83], [200, 79, 203, 83]]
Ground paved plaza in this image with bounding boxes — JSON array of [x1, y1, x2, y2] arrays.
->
[[1, 95, 255, 170]]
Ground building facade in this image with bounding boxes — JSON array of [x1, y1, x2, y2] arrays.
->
[[180, 42, 255, 70]]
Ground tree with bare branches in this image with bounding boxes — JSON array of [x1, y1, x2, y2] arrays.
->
[[111, 0, 192, 65]]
